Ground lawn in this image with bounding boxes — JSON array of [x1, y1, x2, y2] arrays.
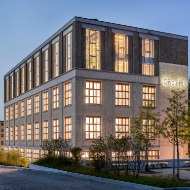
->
[[34, 157, 190, 188]]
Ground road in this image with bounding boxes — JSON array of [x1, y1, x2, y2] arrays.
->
[[0, 166, 131, 190]]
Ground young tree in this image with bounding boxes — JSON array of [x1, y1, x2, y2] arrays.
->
[[162, 90, 189, 179], [131, 106, 160, 171]]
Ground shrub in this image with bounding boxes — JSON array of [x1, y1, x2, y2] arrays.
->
[[70, 147, 82, 165], [0, 150, 29, 167]]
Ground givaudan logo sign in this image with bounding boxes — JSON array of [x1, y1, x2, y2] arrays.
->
[[163, 78, 185, 87]]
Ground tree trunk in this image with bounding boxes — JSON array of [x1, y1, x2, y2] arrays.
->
[[173, 143, 175, 178], [176, 141, 180, 179], [145, 142, 149, 171]]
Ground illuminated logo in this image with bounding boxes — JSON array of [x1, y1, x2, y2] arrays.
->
[[163, 78, 185, 87]]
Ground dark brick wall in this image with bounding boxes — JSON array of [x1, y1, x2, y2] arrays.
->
[[159, 36, 188, 66], [133, 32, 141, 75], [128, 36, 133, 74], [154, 40, 159, 76]]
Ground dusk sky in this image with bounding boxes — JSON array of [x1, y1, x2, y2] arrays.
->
[[0, 0, 189, 120]]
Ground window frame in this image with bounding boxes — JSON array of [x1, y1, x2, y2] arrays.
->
[[85, 80, 101, 105], [115, 117, 130, 138], [64, 116, 72, 140], [85, 116, 101, 140], [115, 83, 130, 106], [52, 86, 59, 109], [64, 81, 72, 106], [142, 85, 156, 107]]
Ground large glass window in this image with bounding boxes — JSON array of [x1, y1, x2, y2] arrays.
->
[[27, 98, 32, 116], [15, 71, 19, 96], [43, 121, 48, 140], [27, 123, 32, 141], [10, 105, 14, 120], [53, 119, 59, 139], [10, 126, 14, 141], [86, 29, 100, 70], [66, 32, 72, 71], [64, 117, 72, 140], [86, 116, 101, 139], [5, 127, 8, 141], [142, 119, 156, 140], [15, 103, 18, 119], [21, 67, 25, 94], [52, 86, 59, 109], [52, 41, 59, 78], [15, 125, 18, 141], [142, 38, 154, 75], [27, 62, 32, 90], [34, 122, 39, 140], [34, 94, 39, 114], [21, 124, 24, 141], [34, 56, 39, 87], [64, 81, 72, 106], [26, 148, 31, 161], [42, 49, 48, 83], [115, 117, 130, 138], [143, 86, 156, 107], [43, 91, 48, 111], [86, 81, 101, 104], [115, 34, 128, 72], [115, 83, 130, 106], [5, 78, 9, 101], [10, 75, 14, 99], [21, 100, 25, 117], [5, 107, 9, 121], [33, 149, 40, 161]]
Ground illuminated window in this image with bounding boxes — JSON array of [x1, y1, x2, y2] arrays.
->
[[148, 150, 159, 160], [5, 107, 9, 121], [27, 98, 32, 116], [86, 116, 101, 139], [15, 70, 19, 97], [10, 105, 14, 120], [10, 126, 14, 141], [53, 119, 59, 139], [143, 119, 156, 140], [15, 103, 18, 119], [115, 34, 128, 72], [27, 61, 32, 90], [86, 81, 101, 104], [82, 151, 90, 160], [115, 117, 130, 138], [26, 148, 31, 161], [10, 74, 14, 99], [15, 125, 18, 141], [86, 29, 100, 70], [34, 56, 39, 87], [21, 124, 24, 141], [64, 81, 72, 106], [142, 38, 154, 75], [143, 86, 156, 107], [20, 148, 25, 157], [43, 121, 48, 140], [27, 123, 32, 141], [115, 83, 130, 106], [21, 100, 25, 117], [43, 91, 48, 111], [33, 149, 40, 161], [5, 77, 9, 101], [34, 94, 39, 114], [34, 122, 39, 140], [52, 86, 59, 109], [66, 32, 72, 71], [52, 41, 59, 78], [141, 150, 159, 160], [42, 49, 48, 83], [112, 151, 133, 161], [64, 117, 72, 140], [21, 67, 25, 94], [5, 127, 8, 141]]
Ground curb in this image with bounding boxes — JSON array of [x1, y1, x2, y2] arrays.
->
[[29, 164, 162, 190]]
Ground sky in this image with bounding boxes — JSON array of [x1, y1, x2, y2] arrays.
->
[[0, 0, 190, 120]]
